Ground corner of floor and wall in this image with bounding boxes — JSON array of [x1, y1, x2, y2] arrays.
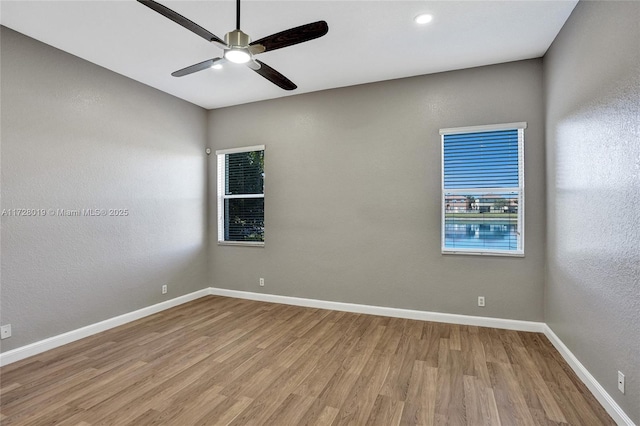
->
[[1, 1, 638, 425]]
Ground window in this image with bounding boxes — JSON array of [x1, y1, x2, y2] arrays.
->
[[217, 145, 265, 246], [440, 123, 525, 256]]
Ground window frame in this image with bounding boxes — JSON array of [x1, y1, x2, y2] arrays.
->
[[440, 122, 526, 257], [216, 145, 265, 247]]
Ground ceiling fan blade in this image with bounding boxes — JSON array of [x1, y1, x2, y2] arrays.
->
[[172, 58, 223, 77], [249, 21, 328, 53], [251, 60, 297, 91], [248, 44, 266, 55], [246, 59, 261, 71], [138, 0, 225, 45]]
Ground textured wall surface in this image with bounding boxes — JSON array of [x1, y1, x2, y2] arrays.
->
[[544, 2, 640, 423], [208, 59, 546, 321], [0, 27, 209, 352]]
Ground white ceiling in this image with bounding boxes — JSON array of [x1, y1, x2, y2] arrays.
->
[[1, 1, 577, 110]]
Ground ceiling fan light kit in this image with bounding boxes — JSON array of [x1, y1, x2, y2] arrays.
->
[[224, 49, 251, 64], [138, 0, 328, 91]]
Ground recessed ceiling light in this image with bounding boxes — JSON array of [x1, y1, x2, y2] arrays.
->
[[414, 14, 433, 25], [212, 63, 223, 70]]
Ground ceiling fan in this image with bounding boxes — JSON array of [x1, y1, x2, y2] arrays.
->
[[138, 0, 329, 91]]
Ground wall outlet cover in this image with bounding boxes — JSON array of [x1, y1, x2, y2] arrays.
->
[[1, 324, 12, 339]]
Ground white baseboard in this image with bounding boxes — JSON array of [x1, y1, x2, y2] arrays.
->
[[544, 325, 635, 426], [208, 287, 545, 332], [1, 287, 634, 426], [1, 287, 542, 368], [0, 289, 210, 367]]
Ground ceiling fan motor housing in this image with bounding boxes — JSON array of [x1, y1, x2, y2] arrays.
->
[[225, 29, 250, 47]]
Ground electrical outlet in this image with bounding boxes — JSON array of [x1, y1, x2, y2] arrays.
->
[[618, 371, 625, 394], [478, 296, 485, 307], [1, 324, 12, 339], [259, 278, 264, 287], [162, 285, 168, 295]]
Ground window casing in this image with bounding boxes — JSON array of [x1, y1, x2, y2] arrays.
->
[[216, 145, 265, 246], [440, 123, 525, 256]]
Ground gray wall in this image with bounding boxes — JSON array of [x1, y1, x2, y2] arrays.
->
[[0, 27, 209, 352], [544, 1, 640, 423], [208, 59, 546, 321]]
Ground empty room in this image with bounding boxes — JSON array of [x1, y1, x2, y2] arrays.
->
[[1, 0, 638, 425]]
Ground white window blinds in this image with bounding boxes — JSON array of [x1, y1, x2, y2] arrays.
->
[[441, 123, 525, 256], [217, 146, 265, 245]]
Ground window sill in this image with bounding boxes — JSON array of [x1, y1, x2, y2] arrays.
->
[[218, 241, 265, 248], [442, 250, 524, 258]]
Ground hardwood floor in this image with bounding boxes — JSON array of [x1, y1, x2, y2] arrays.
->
[[0, 296, 614, 425]]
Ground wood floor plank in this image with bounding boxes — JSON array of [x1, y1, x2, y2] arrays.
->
[[463, 375, 502, 426], [263, 393, 318, 425], [1, 365, 102, 421], [366, 394, 404, 426], [1, 356, 95, 409], [400, 360, 437, 425], [489, 361, 537, 426], [195, 395, 253, 426], [298, 402, 340, 426], [316, 318, 382, 408], [123, 408, 165, 426], [333, 349, 392, 425], [146, 385, 226, 425], [90, 357, 220, 425], [0, 296, 615, 425], [380, 324, 421, 402], [292, 343, 345, 399], [435, 348, 466, 425], [511, 346, 567, 423]]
